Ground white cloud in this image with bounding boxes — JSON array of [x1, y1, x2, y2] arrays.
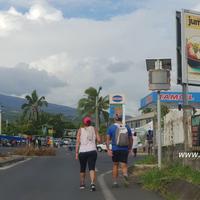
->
[[25, 3, 63, 21], [0, 1, 200, 114], [0, 7, 23, 36]]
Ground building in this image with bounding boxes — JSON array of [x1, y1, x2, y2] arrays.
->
[[126, 91, 200, 139], [126, 112, 154, 130], [140, 91, 200, 110]]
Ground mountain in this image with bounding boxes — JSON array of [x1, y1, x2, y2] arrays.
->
[[0, 94, 77, 121]]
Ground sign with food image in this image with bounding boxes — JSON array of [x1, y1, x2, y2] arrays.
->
[[182, 10, 200, 85]]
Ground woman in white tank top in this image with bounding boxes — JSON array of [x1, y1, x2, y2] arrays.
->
[[75, 116, 101, 191]]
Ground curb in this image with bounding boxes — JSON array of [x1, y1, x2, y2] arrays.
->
[[0, 156, 25, 167]]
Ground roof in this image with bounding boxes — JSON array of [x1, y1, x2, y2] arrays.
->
[[126, 112, 155, 122]]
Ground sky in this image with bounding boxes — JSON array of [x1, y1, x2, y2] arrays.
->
[[0, 0, 200, 116]]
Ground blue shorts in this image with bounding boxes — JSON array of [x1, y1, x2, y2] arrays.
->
[[112, 150, 128, 163]]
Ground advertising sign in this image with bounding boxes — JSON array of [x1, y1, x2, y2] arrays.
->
[[140, 92, 200, 109], [182, 9, 200, 85], [109, 104, 123, 118], [191, 115, 200, 146], [109, 94, 125, 104]]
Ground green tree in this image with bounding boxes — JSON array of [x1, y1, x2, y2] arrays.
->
[[98, 95, 109, 126], [77, 87, 109, 126], [21, 90, 48, 122], [39, 112, 77, 138], [161, 104, 169, 118], [142, 107, 153, 114], [161, 104, 169, 127], [78, 87, 97, 116]]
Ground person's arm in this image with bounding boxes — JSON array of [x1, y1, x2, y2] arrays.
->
[[132, 136, 134, 149], [127, 127, 133, 152], [94, 127, 101, 144], [106, 135, 112, 156], [106, 126, 113, 156], [128, 136, 133, 151], [75, 129, 81, 160]]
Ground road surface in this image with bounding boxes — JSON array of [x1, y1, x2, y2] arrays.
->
[[0, 148, 163, 200]]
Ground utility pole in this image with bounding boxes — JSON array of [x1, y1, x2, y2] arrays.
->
[[95, 86, 102, 130], [0, 106, 2, 135], [157, 90, 161, 169], [182, 83, 189, 152]]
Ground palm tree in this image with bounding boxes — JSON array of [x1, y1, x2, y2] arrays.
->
[[98, 95, 109, 126], [78, 87, 97, 116], [21, 90, 48, 122], [78, 87, 109, 127]]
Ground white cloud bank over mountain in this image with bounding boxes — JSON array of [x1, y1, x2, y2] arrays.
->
[[0, 0, 200, 114]]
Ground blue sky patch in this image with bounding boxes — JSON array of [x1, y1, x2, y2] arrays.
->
[[0, 0, 143, 20]]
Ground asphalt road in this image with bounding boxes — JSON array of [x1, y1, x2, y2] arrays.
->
[[0, 148, 163, 200]]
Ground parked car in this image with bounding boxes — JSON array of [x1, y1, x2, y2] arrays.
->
[[62, 138, 71, 146], [97, 143, 111, 152], [53, 138, 62, 148], [1, 139, 11, 147], [68, 140, 76, 151]]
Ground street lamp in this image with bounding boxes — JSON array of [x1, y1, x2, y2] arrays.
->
[[0, 106, 1, 135], [0, 106, 3, 135], [95, 86, 102, 130]]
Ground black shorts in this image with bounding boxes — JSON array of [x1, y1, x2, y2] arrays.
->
[[78, 151, 97, 173], [112, 150, 128, 163], [133, 148, 137, 154]]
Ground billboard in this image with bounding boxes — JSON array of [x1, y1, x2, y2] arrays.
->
[[191, 115, 200, 146], [140, 92, 200, 109], [109, 104, 123, 118], [181, 9, 200, 85], [109, 94, 125, 104]]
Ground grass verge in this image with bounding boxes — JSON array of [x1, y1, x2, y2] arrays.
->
[[138, 162, 200, 200], [135, 155, 157, 165]]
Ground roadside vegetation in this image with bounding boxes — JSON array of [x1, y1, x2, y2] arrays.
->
[[13, 147, 56, 156], [132, 155, 200, 200], [141, 163, 200, 187], [135, 155, 157, 165]]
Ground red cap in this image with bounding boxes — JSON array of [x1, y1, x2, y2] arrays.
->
[[83, 117, 91, 126]]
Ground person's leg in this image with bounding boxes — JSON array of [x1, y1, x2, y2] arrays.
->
[[133, 148, 137, 157], [88, 151, 97, 191], [148, 142, 150, 155], [80, 173, 86, 187], [121, 162, 128, 176], [112, 162, 119, 182], [79, 153, 87, 188], [88, 151, 97, 184], [120, 150, 129, 187], [112, 151, 119, 186], [150, 142, 153, 154]]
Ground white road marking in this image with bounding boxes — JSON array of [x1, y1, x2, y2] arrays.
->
[[97, 170, 116, 200], [0, 158, 32, 170]]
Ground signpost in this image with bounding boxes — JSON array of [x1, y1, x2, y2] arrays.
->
[[146, 59, 171, 169], [109, 94, 125, 124], [176, 9, 200, 152]]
